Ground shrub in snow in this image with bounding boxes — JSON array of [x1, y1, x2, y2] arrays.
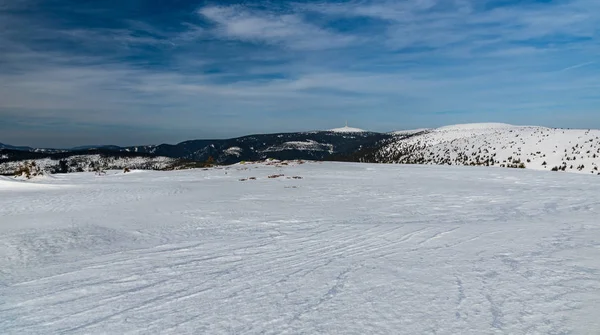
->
[[14, 161, 43, 179], [54, 160, 69, 174], [14, 164, 31, 179], [89, 162, 106, 176], [204, 156, 215, 167]]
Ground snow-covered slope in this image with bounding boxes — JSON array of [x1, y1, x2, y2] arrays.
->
[[390, 128, 431, 135], [436, 122, 515, 131], [377, 123, 600, 174], [328, 126, 366, 133], [223, 146, 243, 157], [1, 162, 599, 334]]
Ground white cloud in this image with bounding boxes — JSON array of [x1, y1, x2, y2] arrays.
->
[[199, 5, 355, 50]]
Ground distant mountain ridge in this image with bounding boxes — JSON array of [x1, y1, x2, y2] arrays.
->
[[6, 124, 600, 175], [1, 130, 393, 164], [69, 145, 123, 151], [0, 130, 396, 175], [0, 142, 34, 151], [0, 142, 67, 153], [120, 130, 392, 164]]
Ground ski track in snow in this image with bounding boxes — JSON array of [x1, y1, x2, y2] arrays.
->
[[1, 162, 600, 334]]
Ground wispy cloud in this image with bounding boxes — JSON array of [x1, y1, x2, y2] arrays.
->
[[303, 0, 599, 56], [199, 5, 355, 50]]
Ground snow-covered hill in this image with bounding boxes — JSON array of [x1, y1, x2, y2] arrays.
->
[[328, 126, 366, 133], [1, 162, 599, 333], [375, 123, 600, 174], [121, 131, 388, 164]]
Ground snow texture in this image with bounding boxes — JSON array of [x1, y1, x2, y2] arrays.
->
[[390, 128, 431, 135], [379, 123, 600, 174], [1, 162, 600, 334]]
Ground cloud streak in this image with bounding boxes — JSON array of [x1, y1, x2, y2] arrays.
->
[[559, 61, 596, 72]]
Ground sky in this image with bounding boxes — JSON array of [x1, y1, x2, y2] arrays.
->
[[1, 0, 599, 147]]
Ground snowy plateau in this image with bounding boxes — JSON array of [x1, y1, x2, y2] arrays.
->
[[1, 160, 599, 334]]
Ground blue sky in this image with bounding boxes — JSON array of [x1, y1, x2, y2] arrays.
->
[[1, 0, 599, 147]]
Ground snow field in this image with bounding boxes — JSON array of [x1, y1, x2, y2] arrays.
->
[[1, 162, 600, 334]]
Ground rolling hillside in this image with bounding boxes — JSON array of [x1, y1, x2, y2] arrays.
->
[[374, 123, 600, 174], [6, 124, 600, 176], [0, 130, 393, 176], [120, 131, 391, 164]]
